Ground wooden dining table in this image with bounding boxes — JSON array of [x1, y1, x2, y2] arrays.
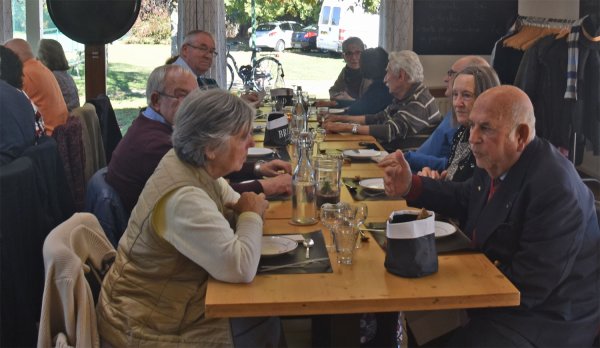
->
[[207, 130, 520, 345]]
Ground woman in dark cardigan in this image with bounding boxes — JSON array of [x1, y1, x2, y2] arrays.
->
[[418, 65, 501, 182]]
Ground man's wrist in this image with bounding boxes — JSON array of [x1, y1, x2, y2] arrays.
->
[[254, 160, 266, 177]]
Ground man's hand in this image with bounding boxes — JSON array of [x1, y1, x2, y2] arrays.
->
[[332, 91, 355, 101], [417, 167, 446, 180], [378, 150, 413, 196], [259, 173, 292, 196], [323, 114, 347, 123], [323, 120, 351, 134], [258, 159, 292, 177], [227, 192, 269, 217]]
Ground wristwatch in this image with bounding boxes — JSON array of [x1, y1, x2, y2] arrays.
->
[[254, 160, 266, 177], [351, 123, 359, 134]]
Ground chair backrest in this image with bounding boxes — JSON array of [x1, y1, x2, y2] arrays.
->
[[87, 95, 122, 164], [38, 212, 116, 348], [71, 103, 106, 183], [52, 116, 87, 211], [84, 167, 129, 246]]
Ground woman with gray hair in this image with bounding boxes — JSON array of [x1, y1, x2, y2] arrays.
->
[[97, 89, 281, 347], [419, 65, 501, 182], [37, 39, 80, 111]]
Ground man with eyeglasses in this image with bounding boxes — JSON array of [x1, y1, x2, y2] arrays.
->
[[172, 30, 219, 89], [107, 65, 291, 215], [173, 30, 260, 105], [403, 56, 490, 173], [328, 37, 370, 102]]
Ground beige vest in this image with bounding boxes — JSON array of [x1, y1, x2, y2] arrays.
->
[[96, 150, 233, 347]]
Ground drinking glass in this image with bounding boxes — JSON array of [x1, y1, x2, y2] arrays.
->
[[320, 202, 344, 250], [353, 203, 368, 248], [315, 157, 342, 208], [313, 127, 326, 155], [332, 218, 359, 265]]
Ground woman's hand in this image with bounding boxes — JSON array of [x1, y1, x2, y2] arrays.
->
[[228, 192, 269, 217], [258, 160, 292, 176], [417, 167, 448, 181], [259, 174, 292, 196]]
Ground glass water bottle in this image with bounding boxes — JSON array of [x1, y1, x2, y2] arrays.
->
[[290, 131, 318, 225]]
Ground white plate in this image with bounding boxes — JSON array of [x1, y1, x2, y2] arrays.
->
[[261, 236, 298, 257], [328, 108, 345, 114], [343, 149, 381, 158], [434, 221, 457, 238], [358, 178, 385, 191], [247, 147, 274, 157]]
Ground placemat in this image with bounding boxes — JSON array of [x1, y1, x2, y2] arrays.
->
[[342, 177, 399, 201], [365, 222, 474, 254], [258, 230, 332, 275]]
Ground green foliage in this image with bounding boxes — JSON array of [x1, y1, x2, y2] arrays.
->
[[225, 0, 379, 38], [11, 0, 25, 32], [126, 9, 172, 44]]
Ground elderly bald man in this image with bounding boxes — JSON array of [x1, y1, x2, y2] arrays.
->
[[4, 38, 68, 135], [379, 85, 600, 347]]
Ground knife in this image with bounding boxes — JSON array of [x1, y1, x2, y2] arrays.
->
[[258, 257, 329, 272]]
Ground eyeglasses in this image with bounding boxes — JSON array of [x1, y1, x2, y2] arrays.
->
[[447, 69, 457, 77], [344, 50, 362, 57], [187, 43, 218, 56], [157, 91, 188, 100]]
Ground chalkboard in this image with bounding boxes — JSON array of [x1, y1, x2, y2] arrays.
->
[[413, 0, 518, 55]]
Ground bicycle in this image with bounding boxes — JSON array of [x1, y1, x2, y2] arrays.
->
[[226, 44, 285, 93]]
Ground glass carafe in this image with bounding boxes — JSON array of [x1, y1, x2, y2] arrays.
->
[[290, 131, 318, 225]]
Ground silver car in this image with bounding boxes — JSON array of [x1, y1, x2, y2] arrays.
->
[[249, 21, 302, 52]]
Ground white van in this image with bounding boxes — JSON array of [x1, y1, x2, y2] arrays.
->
[[316, 0, 379, 53]]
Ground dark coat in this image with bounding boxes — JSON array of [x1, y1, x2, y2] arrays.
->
[[409, 137, 600, 347]]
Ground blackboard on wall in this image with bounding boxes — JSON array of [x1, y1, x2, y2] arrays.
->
[[413, 0, 518, 55]]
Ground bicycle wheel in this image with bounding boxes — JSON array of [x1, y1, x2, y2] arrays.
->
[[226, 63, 234, 90], [252, 56, 283, 92]]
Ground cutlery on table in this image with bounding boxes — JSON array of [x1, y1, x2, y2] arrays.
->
[[259, 257, 329, 272], [303, 238, 314, 258]]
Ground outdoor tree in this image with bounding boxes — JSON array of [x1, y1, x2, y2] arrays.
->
[[225, 0, 379, 38]]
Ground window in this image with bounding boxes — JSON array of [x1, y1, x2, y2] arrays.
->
[[321, 6, 331, 25], [332, 7, 341, 26]]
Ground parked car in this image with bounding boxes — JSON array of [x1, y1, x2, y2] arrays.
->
[[249, 21, 302, 52], [292, 24, 318, 51]]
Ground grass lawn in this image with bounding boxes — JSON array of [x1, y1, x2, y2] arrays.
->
[[74, 42, 345, 134]]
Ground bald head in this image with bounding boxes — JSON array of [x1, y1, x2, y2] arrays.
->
[[444, 55, 490, 97], [469, 85, 536, 178], [4, 39, 34, 63], [478, 85, 536, 141]]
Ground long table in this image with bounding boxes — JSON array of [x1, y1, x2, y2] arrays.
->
[[206, 134, 520, 324]]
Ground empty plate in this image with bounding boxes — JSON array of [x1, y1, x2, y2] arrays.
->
[[358, 178, 385, 191], [261, 236, 298, 257], [434, 221, 457, 238], [247, 147, 274, 157], [343, 149, 381, 158]]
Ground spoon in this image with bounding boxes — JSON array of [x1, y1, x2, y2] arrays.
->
[[303, 238, 315, 259]]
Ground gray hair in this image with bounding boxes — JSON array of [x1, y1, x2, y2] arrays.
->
[[182, 30, 215, 48], [145, 64, 194, 106], [451, 66, 501, 126], [342, 37, 364, 53], [172, 89, 255, 167], [387, 50, 424, 82]]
